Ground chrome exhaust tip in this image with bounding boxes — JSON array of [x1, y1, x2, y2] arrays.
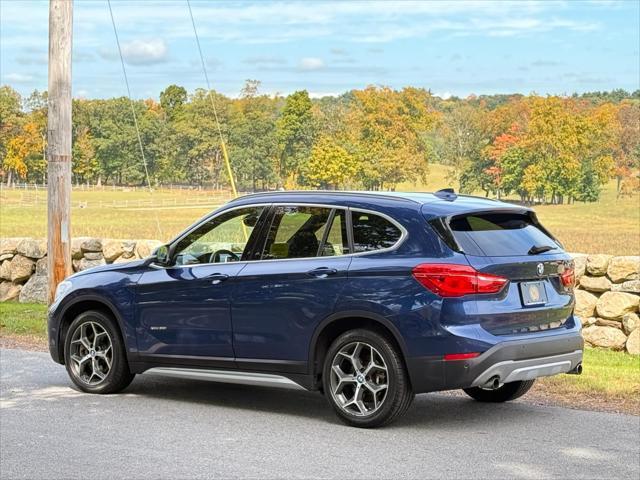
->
[[567, 363, 583, 375], [482, 375, 501, 389]]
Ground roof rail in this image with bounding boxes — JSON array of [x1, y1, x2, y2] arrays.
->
[[227, 190, 421, 204]]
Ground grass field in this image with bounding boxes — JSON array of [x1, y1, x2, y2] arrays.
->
[[1, 164, 638, 254]]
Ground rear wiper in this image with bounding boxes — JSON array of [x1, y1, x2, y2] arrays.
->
[[528, 244, 557, 255]]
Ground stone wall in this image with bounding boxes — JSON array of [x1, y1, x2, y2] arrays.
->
[[1, 238, 639, 354], [0, 237, 162, 303], [572, 254, 640, 355]]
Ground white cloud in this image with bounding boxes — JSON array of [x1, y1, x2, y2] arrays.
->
[[121, 38, 169, 65], [1, 0, 602, 47], [308, 91, 342, 98], [434, 91, 452, 100], [243, 56, 287, 66], [15, 52, 47, 66], [3, 73, 33, 83], [299, 57, 325, 71]]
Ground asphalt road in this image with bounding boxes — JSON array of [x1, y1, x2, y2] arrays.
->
[[1, 348, 638, 480]]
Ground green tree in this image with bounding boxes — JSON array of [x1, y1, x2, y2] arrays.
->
[[276, 90, 315, 185], [72, 127, 99, 184], [160, 84, 187, 120], [302, 136, 357, 189], [434, 103, 489, 192], [229, 80, 279, 190]]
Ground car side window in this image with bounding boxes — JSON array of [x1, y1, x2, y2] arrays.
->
[[352, 211, 402, 253], [320, 209, 349, 256], [173, 207, 264, 266], [260, 206, 335, 260]]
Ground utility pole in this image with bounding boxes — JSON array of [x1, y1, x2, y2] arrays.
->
[[47, 0, 73, 304]]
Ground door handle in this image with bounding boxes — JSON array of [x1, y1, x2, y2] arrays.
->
[[307, 267, 338, 278], [204, 273, 229, 284]]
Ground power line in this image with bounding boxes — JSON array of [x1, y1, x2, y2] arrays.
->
[[186, 0, 239, 198], [107, 0, 162, 237], [107, 0, 153, 193]]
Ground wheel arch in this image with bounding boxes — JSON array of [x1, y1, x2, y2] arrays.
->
[[56, 295, 129, 365], [308, 310, 409, 388]]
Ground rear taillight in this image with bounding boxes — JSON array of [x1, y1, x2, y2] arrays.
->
[[560, 265, 575, 288], [412, 263, 508, 297]]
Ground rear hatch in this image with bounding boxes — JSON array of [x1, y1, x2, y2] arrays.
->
[[426, 206, 575, 335]]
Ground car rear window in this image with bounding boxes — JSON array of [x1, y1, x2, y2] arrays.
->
[[448, 212, 560, 257]]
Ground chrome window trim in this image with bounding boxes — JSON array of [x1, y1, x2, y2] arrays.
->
[[152, 202, 408, 270]]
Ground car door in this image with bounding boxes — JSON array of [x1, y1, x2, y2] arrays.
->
[[135, 205, 267, 364], [231, 205, 352, 369]]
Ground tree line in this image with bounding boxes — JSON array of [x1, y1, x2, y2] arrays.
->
[[1, 83, 638, 204]]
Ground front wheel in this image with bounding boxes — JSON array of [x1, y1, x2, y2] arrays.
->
[[322, 329, 414, 428], [64, 310, 135, 394], [463, 379, 535, 403]]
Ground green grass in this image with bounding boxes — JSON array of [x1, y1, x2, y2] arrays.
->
[[1, 164, 638, 254], [538, 347, 640, 401], [0, 187, 226, 241], [0, 302, 47, 337]]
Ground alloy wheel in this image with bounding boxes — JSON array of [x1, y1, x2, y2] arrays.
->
[[69, 321, 113, 386], [329, 341, 389, 417]]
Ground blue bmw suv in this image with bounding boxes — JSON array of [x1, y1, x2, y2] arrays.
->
[[48, 190, 583, 427]]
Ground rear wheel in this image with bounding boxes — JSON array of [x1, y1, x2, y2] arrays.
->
[[322, 329, 414, 428], [463, 379, 535, 403], [64, 310, 134, 394]]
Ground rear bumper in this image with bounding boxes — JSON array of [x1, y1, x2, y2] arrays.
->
[[406, 328, 583, 394], [468, 349, 581, 388]]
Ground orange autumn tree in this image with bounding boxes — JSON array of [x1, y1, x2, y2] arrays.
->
[[482, 124, 521, 199], [3, 121, 45, 185]]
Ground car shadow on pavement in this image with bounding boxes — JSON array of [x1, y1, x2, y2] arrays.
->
[[122, 374, 540, 428]]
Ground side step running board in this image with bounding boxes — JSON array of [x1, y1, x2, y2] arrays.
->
[[143, 367, 307, 390]]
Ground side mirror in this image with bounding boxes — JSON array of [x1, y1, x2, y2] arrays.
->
[[155, 245, 171, 266]]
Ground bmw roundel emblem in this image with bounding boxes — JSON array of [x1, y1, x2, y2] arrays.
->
[[536, 263, 545, 276]]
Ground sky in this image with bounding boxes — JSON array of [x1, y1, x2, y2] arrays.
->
[[1, 0, 639, 100]]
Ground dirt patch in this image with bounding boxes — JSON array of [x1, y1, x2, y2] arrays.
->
[[0, 334, 48, 352], [526, 381, 640, 416]]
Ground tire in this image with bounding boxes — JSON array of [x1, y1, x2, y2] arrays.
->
[[463, 379, 535, 403], [63, 310, 135, 394], [322, 329, 414, 428]]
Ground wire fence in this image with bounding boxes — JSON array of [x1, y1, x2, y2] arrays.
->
[[0, 183, 241, 209], [2, 183, 241, 192]]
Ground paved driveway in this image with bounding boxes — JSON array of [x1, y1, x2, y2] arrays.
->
[[1, 348, 638, 479]]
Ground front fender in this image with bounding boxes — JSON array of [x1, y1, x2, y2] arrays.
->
[[48, 270, 142, 364]]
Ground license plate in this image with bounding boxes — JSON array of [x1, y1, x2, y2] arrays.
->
[[520, 281, 547, 306]]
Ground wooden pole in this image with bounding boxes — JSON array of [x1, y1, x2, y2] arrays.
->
[[47, 0, 73, 304]]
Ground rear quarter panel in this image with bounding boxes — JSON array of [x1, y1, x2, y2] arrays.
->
[[334, 205, 490, 358]]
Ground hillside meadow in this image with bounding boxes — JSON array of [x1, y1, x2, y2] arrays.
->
[[1, 163, 638, 255]]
